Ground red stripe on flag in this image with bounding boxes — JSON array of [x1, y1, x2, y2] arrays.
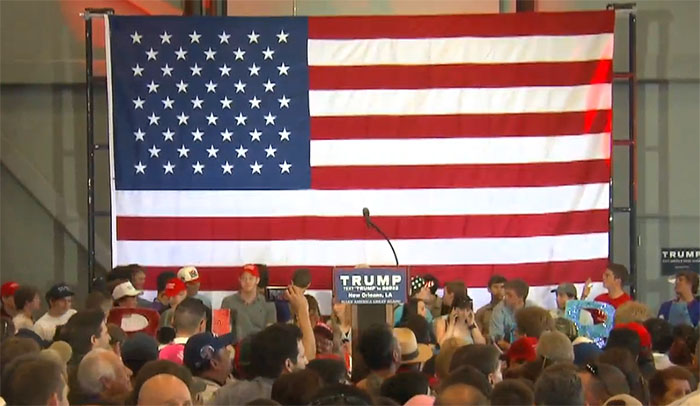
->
[[308, 11, 614, 39], [311, 160, 610, 190], [309, 61, 612, 90], [311, 110, 611, 140], [116, 210, 608, 241], [143, 258, 609, 290]]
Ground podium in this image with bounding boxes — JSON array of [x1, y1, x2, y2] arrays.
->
[[333, 267, 408, 381]]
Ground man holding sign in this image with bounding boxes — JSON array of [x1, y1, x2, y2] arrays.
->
[[551, 283, 593, 325]]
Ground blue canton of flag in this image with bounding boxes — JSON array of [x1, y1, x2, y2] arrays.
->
[[108, 16, 310, 190]]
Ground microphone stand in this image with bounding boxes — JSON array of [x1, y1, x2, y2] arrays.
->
[[355, 209, 400, 381], [366, 218, 399, 267]]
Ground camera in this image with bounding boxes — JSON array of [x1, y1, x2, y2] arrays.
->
[[265, 286, 287, 302]]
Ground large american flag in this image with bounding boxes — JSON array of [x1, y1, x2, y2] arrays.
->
[[106, 11, 614, 292]]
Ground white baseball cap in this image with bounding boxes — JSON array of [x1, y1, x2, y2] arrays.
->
[[178, 266, 200, 283], [112, 281, 142, 301]]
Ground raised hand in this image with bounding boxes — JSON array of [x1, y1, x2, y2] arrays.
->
[[285, 285, 309, 316], [582, 278, 593, 299]]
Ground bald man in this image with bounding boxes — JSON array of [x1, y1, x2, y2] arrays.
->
[[138, 373, 193, 406], [436, 384, 488, 406]]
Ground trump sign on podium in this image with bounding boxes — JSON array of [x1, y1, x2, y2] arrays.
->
[[333, 268, 408, 305]]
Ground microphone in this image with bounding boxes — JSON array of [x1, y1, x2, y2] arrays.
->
[[362, 207, 371, 228], [361, 207, 399, 266]]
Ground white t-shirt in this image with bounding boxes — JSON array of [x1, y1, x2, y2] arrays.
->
[[33, 309, 77, 341], [12, 313, 34, 330]]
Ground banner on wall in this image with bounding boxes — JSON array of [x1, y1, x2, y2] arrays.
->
[[661, 248, 700, 276]]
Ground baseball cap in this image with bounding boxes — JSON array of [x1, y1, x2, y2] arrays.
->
[[1, 282, 19, 297], [184, 332, 236, 371], [45, 283, 75, 302], [410, 276, 426, 295], [615, 322, 652, 349], [551, 283, 578, 298], [122, 333, 159, 372], [505, 336, 538, 364], [164, 278, 187, 298], [573, 342, 602, 366], [241, 264, 260, 278], [112, 281, 142, 301], [156, 271, 177, 292], [178, 266, 200, 283], [313, 323, 334, 341]]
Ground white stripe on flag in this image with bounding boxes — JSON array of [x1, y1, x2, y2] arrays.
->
[[308, 85, 612, 116], [113, 183, 608, 217], [307, 34, 614, 66], [310, 134, 610, 167], [115, 233, 608, 267]]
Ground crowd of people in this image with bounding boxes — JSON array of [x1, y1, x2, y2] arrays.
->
[[0, 263, 698, 406]]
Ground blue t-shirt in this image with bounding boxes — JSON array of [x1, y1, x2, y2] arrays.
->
[[658, 298, 699, 327]]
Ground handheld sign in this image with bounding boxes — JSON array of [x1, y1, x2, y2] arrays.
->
[[565, 300, 615, 347], [212, 309, 232, 337], [333, 267, 408, 305]]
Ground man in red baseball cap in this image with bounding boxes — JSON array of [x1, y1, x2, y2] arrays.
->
[[1, 281, 19, 319], [505, 336, 538, 368], [159, 278, 188, 328], [220, 264, 277, 340]]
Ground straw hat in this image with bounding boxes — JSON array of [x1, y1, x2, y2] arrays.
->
[[393, 327, 433, 364]]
